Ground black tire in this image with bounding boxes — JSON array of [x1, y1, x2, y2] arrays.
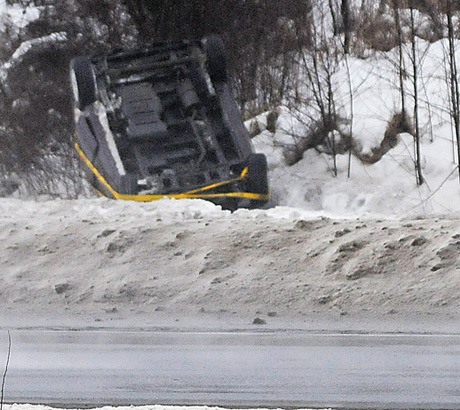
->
[[70, 57, 97, 110], [203, 34, 228, 83], [220, 198, 239, 212], [244, 153, 269, 208]]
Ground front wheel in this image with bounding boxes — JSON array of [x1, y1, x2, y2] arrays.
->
[[70, 57, 97, 110]]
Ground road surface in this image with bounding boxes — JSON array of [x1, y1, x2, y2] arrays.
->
[[1, 329, 459, 409]]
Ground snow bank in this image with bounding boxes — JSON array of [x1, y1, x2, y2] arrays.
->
[[4, 405, 328, 410], [0, 1, 39, 27], [253, 38, 460, 218], [1, 197, 458, 327]]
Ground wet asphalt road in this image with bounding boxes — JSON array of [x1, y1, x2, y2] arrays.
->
[[1, 329, 460, 409]]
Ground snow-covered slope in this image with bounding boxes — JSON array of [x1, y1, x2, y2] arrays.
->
[[1, 197, 458, 329], [253, 38, 460, 216]]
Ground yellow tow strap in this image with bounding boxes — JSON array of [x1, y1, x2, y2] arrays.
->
[[75, 143, 269, 202]]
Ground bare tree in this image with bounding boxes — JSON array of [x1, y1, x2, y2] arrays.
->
[[122, 0, 312, 115], [392, 0, 407, 118], [444, 0, 460, 181], [409, 2, 425, 185], [0, 0, 138, 197], [341, 0, 352, 54], [284, 3, 351, 173]]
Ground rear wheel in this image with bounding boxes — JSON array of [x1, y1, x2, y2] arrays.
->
[[244, 153, 269, 209], [220, 197, 239, 212], [203, 35, 228, 83], [70, 57, 97, 110]]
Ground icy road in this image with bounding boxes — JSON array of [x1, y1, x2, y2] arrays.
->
[[3, 329, 460, 409]]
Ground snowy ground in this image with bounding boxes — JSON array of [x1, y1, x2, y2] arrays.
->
[[0, 195, 458, 331], [4, 406, 328, 410], [4, 406, 329, 410], [252, 37, 460, 217], [0, 0, 39, 27]]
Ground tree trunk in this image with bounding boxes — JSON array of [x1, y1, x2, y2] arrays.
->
[[409, 5, 424, 186], [341, 0, 351, 54], [446, 0, 460, 182]]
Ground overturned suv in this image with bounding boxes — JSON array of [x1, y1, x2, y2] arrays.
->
[[70, 36, 269, 210]]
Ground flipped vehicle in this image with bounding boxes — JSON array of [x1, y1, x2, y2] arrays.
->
[[70, 36, 269, 210]]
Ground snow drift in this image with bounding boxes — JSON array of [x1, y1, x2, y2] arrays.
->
[[1, 197, 458, 328]]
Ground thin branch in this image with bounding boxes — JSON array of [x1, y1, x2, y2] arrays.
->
[[0, 32, 68, 93], [408, 165, 459, 212], [343, 53, 354, 178]]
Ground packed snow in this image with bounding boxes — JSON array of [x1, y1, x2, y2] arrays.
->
[[0, 1, 39, 27], [1, 194, 458, 328], [3, 406, 329, 410]]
